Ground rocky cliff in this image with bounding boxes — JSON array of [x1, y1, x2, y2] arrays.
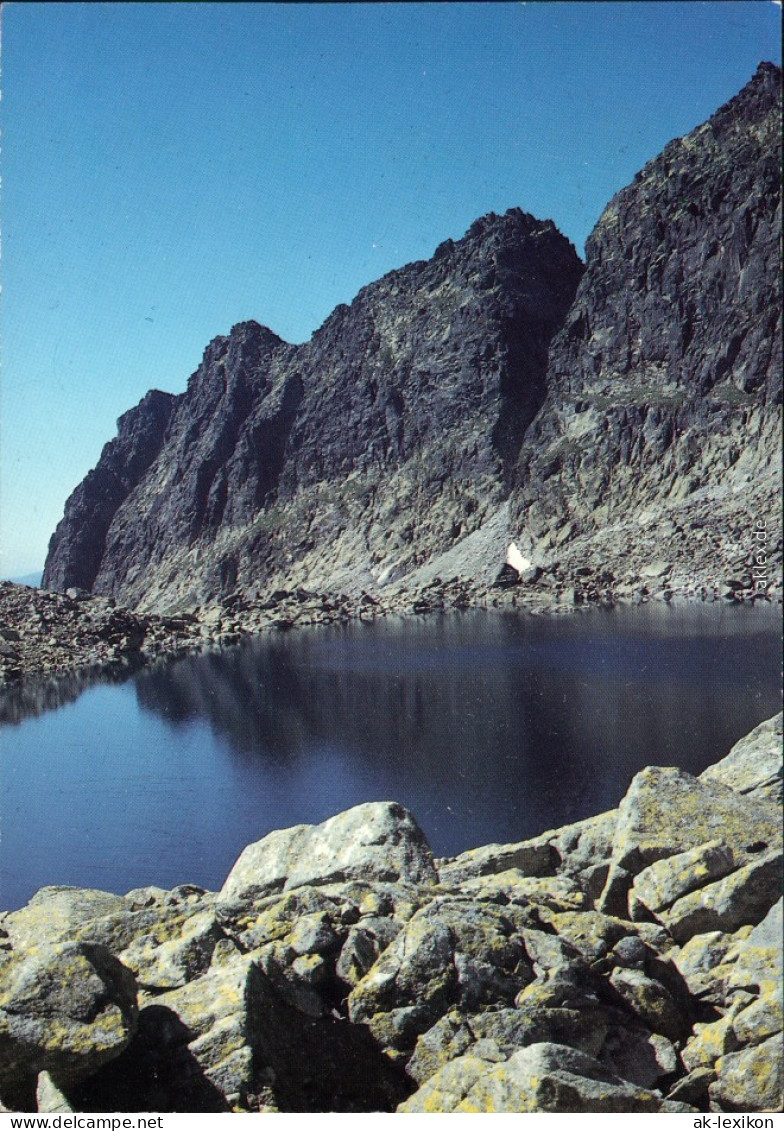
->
[[1, 713, 781, 1113], [510, 62, 782, 594], [44, 213, 583, 611], [43, 64, 781, 613]]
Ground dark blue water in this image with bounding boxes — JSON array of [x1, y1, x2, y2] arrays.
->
[[1, 605, 780, 910]]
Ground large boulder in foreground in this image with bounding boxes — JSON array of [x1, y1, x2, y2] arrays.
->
[[609, 765, 781, 875], [0, 942, 138, 1108], [218, 802, 438, 910]]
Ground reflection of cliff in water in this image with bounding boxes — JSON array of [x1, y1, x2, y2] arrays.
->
[[0, 661, 143, 725], [133, 607, 782, 836]]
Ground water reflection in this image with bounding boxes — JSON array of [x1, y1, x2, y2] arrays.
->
[[1, 605, 780, 910], [0, 661, 144, 725], [133, 606, 780, 843]]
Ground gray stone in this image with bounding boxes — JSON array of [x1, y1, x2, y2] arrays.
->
[[711, 1032, 783, 1113], [659, 848, 783, 943], [608, 766, 782, 876], [3, 886, 127, 950], [701, 712, 782, 805], [608, 967, 690, 1042], [0, 942, 138, 1101], [630, 840, 737, 915], [400, 1042, 694, 1112], [219, 802, 437, 908], [36, 1071, 74, 1114], [437, 839, 556, 884]]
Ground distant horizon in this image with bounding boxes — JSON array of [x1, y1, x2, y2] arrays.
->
[[2, 2, 781, 578]]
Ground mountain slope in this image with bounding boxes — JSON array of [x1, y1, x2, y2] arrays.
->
[[509, 62, 782, 591], [43, 65, 782, 612], [44, 211, 583, 610]]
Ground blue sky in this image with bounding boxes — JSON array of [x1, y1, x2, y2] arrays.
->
[[1, 2, 781, 579]]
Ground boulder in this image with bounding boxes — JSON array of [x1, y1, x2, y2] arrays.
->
[[670, 930, 739, 997], [711, 1032, 783, 1113], [348, 899, 534, 1053], [0, 941, 137, 1105], [36, 1072, 74, 1114], [513, 963, 611, 1056], [57, 886, 226, 991], [218, 802, 437, 909], [608, 967, 690, 1043], [455, 869, 587, 911], [658, 849, 782, 943], [399, 1042, 694, 1112], [2, 887, 127, 951], [700, 712, 783, 805], [629, 840, 736, 917], [437, 838, 556, 884], [608, 765, 781, 877]]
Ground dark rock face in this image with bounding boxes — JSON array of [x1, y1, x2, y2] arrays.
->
[[43, 390, 175, 593], [510, 63, 782, 557], [44, 212, 583, 610]]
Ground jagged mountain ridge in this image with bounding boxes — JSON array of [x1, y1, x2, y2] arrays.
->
[[43, 64, 782, 611], [44, 211, 583, 609]]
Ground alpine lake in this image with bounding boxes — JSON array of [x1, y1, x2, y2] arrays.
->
[[1, 603, 780, 911]]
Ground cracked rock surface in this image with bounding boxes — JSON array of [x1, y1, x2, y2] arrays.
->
[[0, 713, 780, 1112]]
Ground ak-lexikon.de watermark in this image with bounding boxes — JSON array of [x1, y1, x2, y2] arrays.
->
[[751, 517, 769, 589]]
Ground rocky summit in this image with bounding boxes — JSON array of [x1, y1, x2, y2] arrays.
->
[[0, 714, 781, 1113], [41, 64, 782, 619], [43, 211, 582, 612]]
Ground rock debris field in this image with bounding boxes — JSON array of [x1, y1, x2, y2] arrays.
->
[[0, 713, 781, 1113]]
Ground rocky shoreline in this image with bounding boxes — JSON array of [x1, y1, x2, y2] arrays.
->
[[0, 712, 781, 1113], [1, 555, 781, 688]]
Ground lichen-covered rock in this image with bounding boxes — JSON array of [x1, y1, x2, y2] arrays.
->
[[1, 712, 781, 1112], [73, 956, 269, 1111], [0, 942, 137, 1106], [701, 712, 783, 805], [436, 838, 556, 884], [399, 1042, 694, 1113], [453, 869, 587, 911], [540, 909, 639, 963], [630, 840, 737, 917], [348, 899, 534, 1052], [658, 849, 782, 943], [513, 964, 611, 1056], [711, 1032, 783, 1113], [608, 967, 690, 1043], [218, 802, 437, 909], [670, 930, 740, 997], [45, 886, 227, 991], [2, 887, 127, 951], [608, 765, 781, 877]]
